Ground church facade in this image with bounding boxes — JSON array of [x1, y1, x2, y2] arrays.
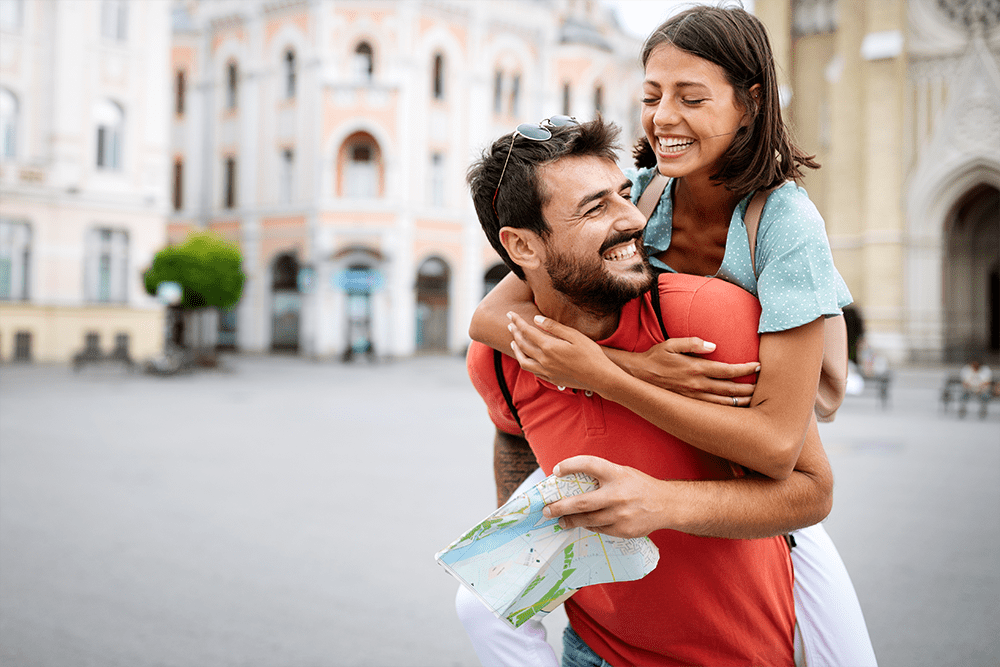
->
[[759, 0, 1000, 363]]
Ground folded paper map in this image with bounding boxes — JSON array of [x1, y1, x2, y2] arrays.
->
[[435, 472, 659, 628]]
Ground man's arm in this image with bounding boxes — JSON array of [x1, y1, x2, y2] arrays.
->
[[493, 429, 539, 508], [543, 415, 832, 540]]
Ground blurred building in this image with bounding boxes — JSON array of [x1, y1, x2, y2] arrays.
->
[[0, 0, 171, 363], [758, 0, 1000, 363], [167, 0, 642, 359]]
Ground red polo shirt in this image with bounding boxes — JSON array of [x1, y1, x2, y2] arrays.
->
[[467, 273, 795, 666]]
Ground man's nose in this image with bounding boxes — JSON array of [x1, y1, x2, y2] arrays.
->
[[616, 198, 647, 232]]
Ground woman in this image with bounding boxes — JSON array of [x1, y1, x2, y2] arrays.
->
[[461, 6, 876, 666]]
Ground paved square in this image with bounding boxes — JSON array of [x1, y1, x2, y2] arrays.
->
[[1, 356, 998, 666]]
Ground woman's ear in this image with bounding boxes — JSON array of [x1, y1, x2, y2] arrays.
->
[[500, 227, 543, 272], [743, 84, 763, 125]]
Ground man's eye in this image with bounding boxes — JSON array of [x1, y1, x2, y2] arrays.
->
[[585, 203, 605, 216]]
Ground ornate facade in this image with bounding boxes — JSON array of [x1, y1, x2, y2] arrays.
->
[[0, 0, 171, 363], [168, 0, 643, 359], [759, 0, 1000, 362]]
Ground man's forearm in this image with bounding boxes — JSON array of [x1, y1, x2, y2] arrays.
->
[[493, 430, 539, 507]]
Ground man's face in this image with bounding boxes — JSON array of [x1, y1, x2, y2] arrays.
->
[[537, 156, 654, 317]]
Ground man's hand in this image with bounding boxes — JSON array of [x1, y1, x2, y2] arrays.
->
[[541, 455, 672, 539]]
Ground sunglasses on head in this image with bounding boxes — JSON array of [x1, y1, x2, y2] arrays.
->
[[492, 115, 579, 217]]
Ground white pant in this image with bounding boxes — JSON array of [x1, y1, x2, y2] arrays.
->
[[455, 469, 877, 667]]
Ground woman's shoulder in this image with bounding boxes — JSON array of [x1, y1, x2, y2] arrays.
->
[[759, 181, 824, 233], [626, 166, 660, 196]]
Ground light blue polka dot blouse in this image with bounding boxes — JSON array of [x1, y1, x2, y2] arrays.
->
[[628, 166, 853, 334]]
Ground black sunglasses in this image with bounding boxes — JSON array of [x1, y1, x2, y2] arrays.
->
[[491, 115, 579, 217]]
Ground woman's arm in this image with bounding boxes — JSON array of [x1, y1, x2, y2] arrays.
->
[[541, 413, 832, 540], [471, 273, 758, 405], [508, 312, 825, 480]]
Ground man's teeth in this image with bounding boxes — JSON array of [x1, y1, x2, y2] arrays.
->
[[603, 241, 637, 261], [658, 137, 694, 153]]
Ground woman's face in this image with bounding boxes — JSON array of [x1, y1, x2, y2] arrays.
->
[[641, 43, 747, 181]]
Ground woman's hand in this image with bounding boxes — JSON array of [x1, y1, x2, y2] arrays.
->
[[612, 340, 759, 407], [541, 456, 671, 539], [507, 312, 621, 392]]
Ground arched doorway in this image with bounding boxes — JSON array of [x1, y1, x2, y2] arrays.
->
[[483, 263, 511, 297], [943, 184, 1000, 362], [271, 252, 301, 352], [415, 256, 450, 352]]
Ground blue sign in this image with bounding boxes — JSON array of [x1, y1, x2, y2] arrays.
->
[[336, 268, 384, 294]]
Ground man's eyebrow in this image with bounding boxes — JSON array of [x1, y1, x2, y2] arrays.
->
[[574, 179, 632, 211]]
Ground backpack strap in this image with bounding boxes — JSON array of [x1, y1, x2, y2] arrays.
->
[[636, 173, 668, 219], [744, 183, 787, 278], [648, 277, 668, 340], [493, 349, 523, 430]]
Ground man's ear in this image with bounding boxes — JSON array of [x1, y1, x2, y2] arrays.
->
[[500, 226, 544, 271]]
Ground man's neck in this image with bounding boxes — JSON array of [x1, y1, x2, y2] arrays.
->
[[532, 287, 621, 342]]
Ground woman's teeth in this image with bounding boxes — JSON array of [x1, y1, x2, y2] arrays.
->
[[658, 137, 694, 153]]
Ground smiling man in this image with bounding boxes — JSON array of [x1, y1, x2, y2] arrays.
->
[[462, 118, 834, 666]]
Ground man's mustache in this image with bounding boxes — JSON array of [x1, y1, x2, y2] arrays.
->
[[598, 229, 646, 257]]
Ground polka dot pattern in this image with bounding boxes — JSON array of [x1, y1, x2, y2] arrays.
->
[[628, 167, 853, 334]]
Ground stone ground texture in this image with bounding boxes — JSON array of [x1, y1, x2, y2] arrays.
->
[[1, 355, 998, 666]]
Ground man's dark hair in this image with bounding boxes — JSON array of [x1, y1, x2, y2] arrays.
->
[[468, 118, 621, 279], [633, 5, 819, 195]]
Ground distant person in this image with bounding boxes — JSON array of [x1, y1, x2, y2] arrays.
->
[[960, 359, 993, 418]]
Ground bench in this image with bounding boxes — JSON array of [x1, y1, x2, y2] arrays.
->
[[72, 333, 136, 372], [940, 374, 998, 418]]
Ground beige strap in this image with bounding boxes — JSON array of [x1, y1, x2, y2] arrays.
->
[[636, 173, 668, 220], [744, 182, 787, 277]]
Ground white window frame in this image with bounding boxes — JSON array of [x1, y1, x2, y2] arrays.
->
[[100, 0, 128, 42], [0, 88, 17, 160], [0, 218, 30, 301], [85, 227, 128, 304]]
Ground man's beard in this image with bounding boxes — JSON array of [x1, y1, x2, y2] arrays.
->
[[544, 231, 655, 320]]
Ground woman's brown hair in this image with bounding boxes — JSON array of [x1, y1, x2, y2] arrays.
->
[[633, 5, 819, 195]]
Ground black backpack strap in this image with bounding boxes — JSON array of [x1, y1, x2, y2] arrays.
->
[[493, 349, 523, 430], [648, 275, 669, 341]]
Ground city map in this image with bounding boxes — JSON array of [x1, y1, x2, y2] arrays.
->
[[435, 472, 659, 628]]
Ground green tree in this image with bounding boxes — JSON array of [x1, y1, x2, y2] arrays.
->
[[143, 232, 245, 351]]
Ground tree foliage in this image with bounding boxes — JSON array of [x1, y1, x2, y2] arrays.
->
[[143, 232, 245, 310]]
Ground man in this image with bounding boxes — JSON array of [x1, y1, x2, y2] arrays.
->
[[462, 118, 833, 666]]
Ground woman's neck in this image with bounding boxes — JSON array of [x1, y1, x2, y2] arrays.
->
[[672, 174, 743, 225]]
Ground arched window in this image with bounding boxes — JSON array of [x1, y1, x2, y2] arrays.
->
[[284, 49, 296, 98], [562, 82, 572, 116], [594, 85, 603, 116], [94, 99, 124, 170], [0, 89, 17, 159], [175, 70, 185, 116], [432, 53, 445, 100], [342, 135, 380, 199], [416, 257, 450, 352], [354, 42, 374, 83], [226, 61, 239, 109], [509, 74, 521, 116], [85, 228, 128, 303]]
